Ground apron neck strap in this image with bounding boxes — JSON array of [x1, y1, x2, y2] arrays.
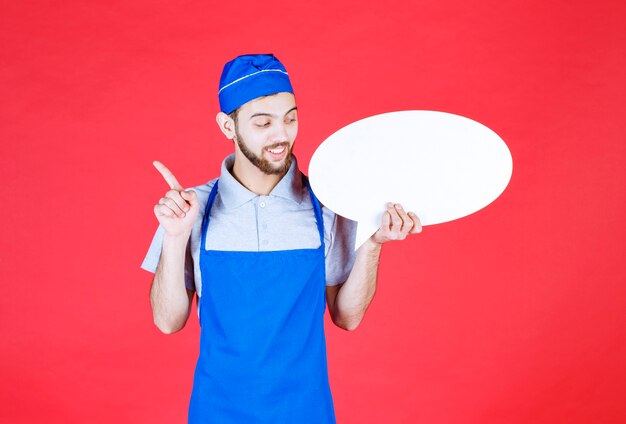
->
[[200, 180, 219, 252], [302, 175, 325, 248]]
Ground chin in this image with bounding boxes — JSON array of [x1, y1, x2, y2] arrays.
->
[[262, 153, 292, 176]]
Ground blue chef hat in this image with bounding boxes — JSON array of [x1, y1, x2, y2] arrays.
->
[[218, 54, 294, 114]]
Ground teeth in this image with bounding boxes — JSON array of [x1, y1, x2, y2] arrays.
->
[[267, 146, 285, 154]]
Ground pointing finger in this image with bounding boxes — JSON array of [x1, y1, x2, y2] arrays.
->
[[153, 161, 183, 190]]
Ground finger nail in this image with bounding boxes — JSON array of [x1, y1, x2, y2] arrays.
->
[[395, 204, 403, 210]]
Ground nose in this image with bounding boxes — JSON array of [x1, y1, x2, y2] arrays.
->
[[271, 122, 289, 143]]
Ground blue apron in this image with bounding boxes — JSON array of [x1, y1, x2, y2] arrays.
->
[[189, 177, 336, 424]]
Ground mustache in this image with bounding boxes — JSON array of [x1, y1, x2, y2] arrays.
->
[[264, 142, 291, 150]]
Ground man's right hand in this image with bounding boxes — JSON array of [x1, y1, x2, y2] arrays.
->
[[153, 161, 199, 237]]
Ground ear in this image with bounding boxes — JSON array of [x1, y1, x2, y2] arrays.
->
[[216, 112, 236, 140]]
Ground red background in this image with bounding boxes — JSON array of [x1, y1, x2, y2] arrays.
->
[[1, 1, 625, 423]]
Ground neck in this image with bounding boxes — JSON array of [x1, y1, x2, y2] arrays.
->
[[231, 153, 285, 195]]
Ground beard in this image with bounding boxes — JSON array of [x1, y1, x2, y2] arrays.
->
[[235, 127, 293, 176]]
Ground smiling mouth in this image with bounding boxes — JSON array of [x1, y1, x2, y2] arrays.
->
[[264, 143, 289, 159]]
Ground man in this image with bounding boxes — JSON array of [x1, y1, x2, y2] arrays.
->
[[142, 54, 421, 423]]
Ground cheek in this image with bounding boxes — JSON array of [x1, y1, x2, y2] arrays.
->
[[289, 124, 299, 140], [254, 134, 271, 150], [238, 128, 261, 146]]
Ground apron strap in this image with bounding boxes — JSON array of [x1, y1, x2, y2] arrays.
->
[[200, 180, 220, 252], [302, 175, 325, 250]]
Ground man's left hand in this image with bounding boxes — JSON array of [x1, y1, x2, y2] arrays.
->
[[371, 203, 422, 245]]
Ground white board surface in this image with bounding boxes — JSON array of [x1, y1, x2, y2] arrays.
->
[[308, 110, 513, 248]]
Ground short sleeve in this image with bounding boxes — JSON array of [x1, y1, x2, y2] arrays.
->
[[140, 225, 196, 291], [324, 211, 357, 286]]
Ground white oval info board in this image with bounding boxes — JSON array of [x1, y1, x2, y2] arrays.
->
[[308, 110, 513, 248]]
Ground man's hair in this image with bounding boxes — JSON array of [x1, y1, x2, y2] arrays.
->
[[229, 108, 239, 128]]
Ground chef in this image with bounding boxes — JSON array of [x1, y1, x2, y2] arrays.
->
[[142, 53, 422, 423]]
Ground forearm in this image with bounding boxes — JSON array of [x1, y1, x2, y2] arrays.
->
[[150, 234, 192, 333], [331, 238, 382, 331]]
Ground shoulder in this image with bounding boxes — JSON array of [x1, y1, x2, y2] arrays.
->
[[322, 204, 357, 235], [304, 179, 355, 232], [316, 197, 357, 246]]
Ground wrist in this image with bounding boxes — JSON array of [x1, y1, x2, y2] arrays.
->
[[362, 237, 383, 253], [163, 232, 191, 249]]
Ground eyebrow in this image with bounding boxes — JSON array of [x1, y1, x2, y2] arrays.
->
[[249, 106, 298, 120]]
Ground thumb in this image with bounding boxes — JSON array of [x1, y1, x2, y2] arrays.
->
[[181, 189, 198, 206]]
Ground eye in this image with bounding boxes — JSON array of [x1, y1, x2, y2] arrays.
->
[[286, 116, 297, 124], [255, 121, 271, 128]]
